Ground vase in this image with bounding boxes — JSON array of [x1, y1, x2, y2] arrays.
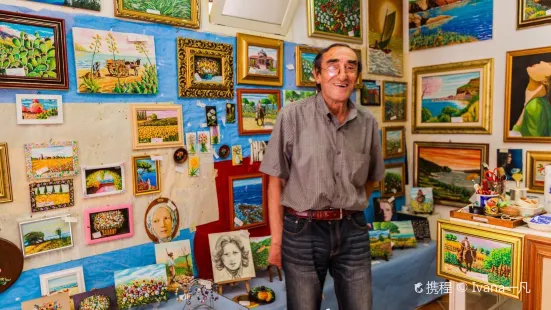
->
[[201, 143, 207, 152]]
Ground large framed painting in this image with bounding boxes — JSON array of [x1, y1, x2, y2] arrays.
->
[[208, 231, 256, 284], [437, 220, 524, 300], [409, 0, 493, 51], [28, 0, 100, 11], [39, 266, 85, 296], [82, 163, 125, 198], [132, 155, 161, 196], [526, 151, 551, 194], [24, 140, 79, 180], [237, 33, 283, 87], [0, 11, 68, 90], [177, 38, 234, 98], [382, 126, 405, 159], [229, 173, 267, 231], [307, 0, 362, 43], [412, 58, 493, 134], [19, 214, 73, 258], [237, 89, 281, 135], [361, 80, 381, 106], [16, 94, 63, 125], [382, 163, 405, 197], [73, 27, 158, 94], [504, 46, 551, 143], [84, 204, 134, 245], [0, 143, 12, 203], [368, 0, 403, 77], [295, 45, 320, 87], [414, 142, 489, 207], [131, 104, 184, 150], [517, 0, 551, 29], [114, 264, 169, 309], [29, 179, 74, 213], [115, 0, 200, 28], [383, 81, 407, 122]]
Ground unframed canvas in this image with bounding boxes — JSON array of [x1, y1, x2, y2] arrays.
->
[[21, 291, 71, 310], [208, 231, 256, 284], [229, 174, 267, 230]]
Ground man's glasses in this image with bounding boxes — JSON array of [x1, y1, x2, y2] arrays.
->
[[324, 63, 358, 76]]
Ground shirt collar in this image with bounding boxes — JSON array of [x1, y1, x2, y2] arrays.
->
[[315, 92, 358, 124]]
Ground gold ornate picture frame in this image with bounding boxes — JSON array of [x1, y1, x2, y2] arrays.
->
[[237, 33, 283, 87], [295, 45, 321, 87], [0, 143, 12, 203], [114, 0, 200, 29], [177, 38, 234, 98], [526, 151, 551, 194], [306, 0, 363, 43]]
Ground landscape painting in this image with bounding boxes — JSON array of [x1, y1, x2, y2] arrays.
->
[[116, 0, 199, 28], [414, 142, 488, 207], [284, 90, 317, 106], [132, 156, 161, 196], [308, 0, 362, 43], [24, 141, 79, 180], [30, 179, 74, 213], [409, 0, 493, 51], [237, 33, 283, 86], [250, 236, 271, 270], [131, 105, 183, 150], [16, 95, 63, 125], [28, 0, 100, 11], [295, 46, 320, 87], [517, 0, 551, 29], [369, 230, 392, 259], [114, 264, 169, 309], [73, 27, 158, 94], [19, 215, 73, 258], [383, 82, 407, 122], [373, 221, 417, 248], [230, 174, 267, 230], [40, 267, 85, 296], [410, 187, 434, 214], [21, 292, 71, 310], [526, 151, 551, 193], [382, 163, 405, 197], [82, 163, 125, 198], [155, 240, 195, 291], [85, 204, 133, 244], [368, 0, 404, 76], [237, 89, 281, 135], [361, 80, 381, 106], [248, 46, 278, 77], [382, 126, 404, 158]]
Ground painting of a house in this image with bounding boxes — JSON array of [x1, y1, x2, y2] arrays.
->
[[248, 46, 277, 76]]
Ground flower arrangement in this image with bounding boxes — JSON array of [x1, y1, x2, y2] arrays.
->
[[196, 58, 221, 77], [198, 132, 208, 153], [116, 279, 168, 308], [93, 210, 125, 236], [33, 301, 62, 310], [79, 294, 110, 310], [0, 277, 10, 286]]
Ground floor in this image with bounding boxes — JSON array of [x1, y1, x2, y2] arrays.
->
[[417, 292, 522, 310]]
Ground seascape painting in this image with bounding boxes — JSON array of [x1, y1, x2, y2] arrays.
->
[[368, 0, 404, 76], [361, 80, 381, 106], [30, 179, 74, 212], [373, 221, 417, 248], [19, 215, 73, 257], [24, 141, 79, 180], [383, 82, 407, 122], [250, 236, 271, 270], [16, 95, 62, 125], [238, 90, 281, 135], [155, 240, 194, 291], [309, 0, 362, 42], [83, 164, 124, 198], [28, 0, 100, 11], [73, 27, 157, 94], [132, 156, 160, 196], [409, 0, 493, 51], [114, 264, 169, 309], [230, 175, 266, 230], [45, 273, 79, 296], [369, 230, 392, 259], [284, 90, 317, 106], [248, 46, 278, 77]]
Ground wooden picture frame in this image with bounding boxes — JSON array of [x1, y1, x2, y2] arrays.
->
[[517, 0, 551, 30], [522, 235, 551, 309], [132, 155, 161, 196], [306, 0, 363, 43], [130, 104, 184, 150], [382, 163, 406, 197], [29, 179, 74, 212], [237, 33, 283, 86], [382, 126, 405, 159], [412, 58, 493, 134], [115, 0, 200, 28], [144, 197, 179, 243], [40, 266, 86, 297], [84, 203, 134, 245], [383, 81, 407, 122], [360, 80, 381, 106], [526, 151, 551, 194], [177, 38, 234, 98], [16, 94, 63, 125], [0, 10, 69, 90], [437, 220, 524, 300], [0, 143, 12, 203], [19, 214, 74, 258], [24, 140, 79, 180], [237, 89, 281, 135], [229, 173, 267, 231], [295, 45, 321, 87], [81, 162, 126, 198]]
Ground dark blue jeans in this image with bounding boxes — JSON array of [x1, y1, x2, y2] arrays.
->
[[282, 210, 372, 310]]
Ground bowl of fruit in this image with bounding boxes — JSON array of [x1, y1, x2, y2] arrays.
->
[[249, 286, 275, 304]]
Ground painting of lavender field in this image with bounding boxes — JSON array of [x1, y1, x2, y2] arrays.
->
[[28, 0, 100, 11], [231, 175, 266, 230]]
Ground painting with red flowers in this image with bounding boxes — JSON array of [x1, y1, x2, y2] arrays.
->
[[114, 264, 168, 309], [307, 0, 363, 43], [16, 95, 63, 125]]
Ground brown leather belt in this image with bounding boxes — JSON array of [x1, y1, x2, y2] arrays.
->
[[284, 206, 359, 220]]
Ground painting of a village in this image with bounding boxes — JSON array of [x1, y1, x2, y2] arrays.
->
[[248, 46, 277, 76], [20, 216, 73, 257], [368, 0, 404, 77], [383, 82, 407, 121], [231, 176, 265, 229], [28, 0, 100, 11], [73, 27, 157, 94]]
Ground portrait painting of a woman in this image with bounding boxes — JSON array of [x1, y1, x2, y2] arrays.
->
[[208, 231, 256, 283], [145, 198, 179, 243]]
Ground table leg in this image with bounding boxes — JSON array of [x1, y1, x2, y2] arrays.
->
[[449, 281, 467, 310]]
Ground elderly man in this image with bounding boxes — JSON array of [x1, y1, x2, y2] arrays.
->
[[259, 43, 385, 310]]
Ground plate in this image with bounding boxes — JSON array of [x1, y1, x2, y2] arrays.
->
[[173, 147, 188, 164], [218, 145, 230, 159], [0, 238, 24, 293]]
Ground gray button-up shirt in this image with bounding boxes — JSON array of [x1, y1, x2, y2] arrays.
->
[[259, 93, 385, 211]]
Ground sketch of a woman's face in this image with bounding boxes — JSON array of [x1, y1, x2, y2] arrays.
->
[[222, 242, 242, 271], [152, 206, 173, 239]]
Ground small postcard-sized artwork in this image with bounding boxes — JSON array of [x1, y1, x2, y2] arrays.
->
[[197, 131, 211, 153], [226, 103, 236, 123], [369, 230, 392, 259], [39, 266, 85, 297], [186, 132, 197, 154], [206, 106, 218, 126], [188, 156, 200, 177], [16, 95, 63, 125], [373, 221, 417, 248], [232, 145, 243, 166], [210, 126, 220, 145]]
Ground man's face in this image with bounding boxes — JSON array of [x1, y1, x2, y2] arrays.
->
[[314, 46, 359, 103]]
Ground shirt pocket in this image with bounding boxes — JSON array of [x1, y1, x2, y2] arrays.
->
[[345, 150, 370, 187]]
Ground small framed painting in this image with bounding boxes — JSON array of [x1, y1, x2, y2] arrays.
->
[[16, 95, 63, 125], [237, 33, 284, 87], [382, 126, 405, 159], [383, 81, 407, 122], [229, 173, 267, 230], [131, 104, 184, 150], [24, 140, 79, 180], [132, 155, 161, 196], [208, 231, 256, 284], [226, 103, 236, 123], [295, 45, 321, 87], [40, 266, 85, 296], [517, 0, 551, 29], [283, 90, 317, 106], [115, 0, 200, 28], [306, 0, 362, 43], [526, 151, 551, 194], [29, 179, 74, 213], [237, 89, 281, 135], [497, 149, 523, 182], [0, 143, 12, 204], [72, 286, 117, 310], [114, 264, 169, 309], [82, 163, 125, 198], [21, 292, 71, 310], [360, 80, 381, 106], [19, 214, 74, 258], [84, 204, 134, 245], [144, 198, 179, 243], [382, 163, 406, 197]]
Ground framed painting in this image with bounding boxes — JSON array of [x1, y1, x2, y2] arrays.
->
[[84, 204, 134, 245], [19, 214, 73, 258], [497, 149, 523, 182], [237, 33, 283, 86], [284, 90, 317, 106], [383, 81, 407, 122], [0, 238, 24, 294], [21, 292, 70, 310], [413, 141, 489, 207], [373, 197, 395, 222], [504, 46, 551, 142], [526, 151, 551, 194], [412, 58, 494, 134], [517, 0, 551, 29], [131, 104, 183, 150], [82, 163, 125, 198], [237, 89, 281, 135], [177, 38, 234, 98], [409, 0, 493, 51], [352, 48, 363, 89], [382, 163, 405, 197], [115, 0, 199, 28], [24, 140, 79, 180], [144, 198, 179, 243], [0, 143, 12, 203], [307, 0, 362, 43], [208, 231, 256, 284], [0, 11, 68, 90], [155, 240, 195, 291], [250, 236, 271, 270], [229, 173, 267, 230], [40, 266, 85, 296], [382, 126, 405, 159], [132, 155, 161, 196], [295, 45, 320, 87], [368, 0, 403, 77], [73, 27, 158, 94], [115, 264, 169, 309], [30, 179, 74, 213], [72, 286, 118, 310], [437, 219, 524, 300], [16, 94, 63, 125], [28, 0, 100, 11], [360, 80, 381, 106]]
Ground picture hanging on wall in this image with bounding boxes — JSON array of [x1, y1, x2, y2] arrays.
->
[[295, 45, 321, 87], [0, 143, 12, 203], [383, 82, 407, 122], [114, 264, 169, 309], [0, 238, 24, 294], [82, 163, 125, 199], [205, 106, 218, 126], [360, 80, 381, 106], [232, 145, 243, 166], [174, 147, 188, 164], [177, 38, 234, 98], [412, 58, 493, 134], [517, 0, 551, 29], [382, 126, 405, 159], [186, 132, 197, 154], [237, 89, 281, 135], [208, 231, 256, 283], [0, 11, 69, 90], [283, 90, 317, 106], [28, 0, 100, 11], [144, 198, 180, 243], [24, 140, 79, 180], [197, 131, 211, 153], [19, 214, 73, 258], [382, 163, 405, 197], [250, 236, 271, 270], [72, 286, 117, 310], [367, 0, 403, 77], [307, 0, 363, 43], [226, 103, 236, 123], [132, 155, 161, 196], [115, 0, 200, 28], [229, 173, 267, 231], [525, 151, 551, 194], [16, 94, 63, 125], [352, 48, 363, 88], [237, 33, 284, 86], [73, 27, 158, 95], [409, 0, 493, 51], [155, 240, 195, 291], [497, 149, 523, 182], [210, 126, 221, 145], [21, 292, 71, 310], [131, 104, 184, 150], [40, 266, 85, 297], [504, 46, 551, 142], [188, 155, 200, 177], [30, 179, 74, 213], [84, 204, 134, 245]]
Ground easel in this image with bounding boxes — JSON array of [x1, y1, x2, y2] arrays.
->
[[216, 278, 250, 295], [267, 265, 282, 282]]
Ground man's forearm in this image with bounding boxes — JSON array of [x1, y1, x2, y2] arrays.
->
[[268, 176, 285, 246]]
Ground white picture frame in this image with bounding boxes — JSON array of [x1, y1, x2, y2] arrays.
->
[[19, 214, 74, 258], [39, 266, 86, 297], [16, 94, 63, 125], [81, 162, 126, 199]]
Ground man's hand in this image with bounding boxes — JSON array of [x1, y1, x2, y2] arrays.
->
[[268, 242, 282, 268]]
